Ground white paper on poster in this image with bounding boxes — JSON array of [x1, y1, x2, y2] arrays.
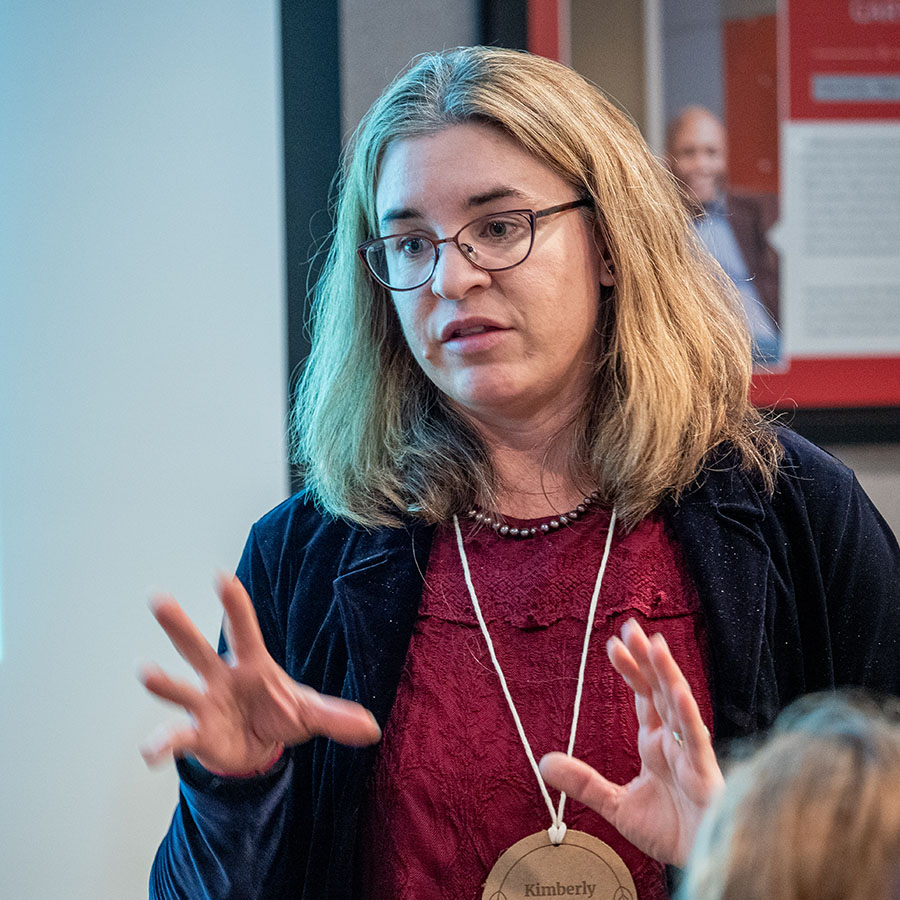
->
[[774, 121, 900, 358]]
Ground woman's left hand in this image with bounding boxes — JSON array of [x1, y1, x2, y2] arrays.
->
[[539, 618, 724, 866]]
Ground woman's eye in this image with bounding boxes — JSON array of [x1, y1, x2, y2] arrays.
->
[[479, 218, 522, 241], [394, 236, 430, 257]]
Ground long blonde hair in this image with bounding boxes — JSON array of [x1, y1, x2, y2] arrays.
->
[[291, 46, 779, 528], [683, 693, 900, 900]]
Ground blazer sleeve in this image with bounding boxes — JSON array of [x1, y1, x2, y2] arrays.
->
[[820, 468, 900, 692], [149, 524, 308, 900]]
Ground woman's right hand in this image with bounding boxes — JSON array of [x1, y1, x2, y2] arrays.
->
[[139, 574, 381, 776], [539, 619, 723, 866]]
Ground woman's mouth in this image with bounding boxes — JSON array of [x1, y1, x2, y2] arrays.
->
[[451, 324, 494, 338], [441, 322, 509, 353]]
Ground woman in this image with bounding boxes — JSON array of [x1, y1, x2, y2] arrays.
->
[[141, 47, 900, 900]]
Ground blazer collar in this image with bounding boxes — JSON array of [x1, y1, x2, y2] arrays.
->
[[331, 520, 435, 727]]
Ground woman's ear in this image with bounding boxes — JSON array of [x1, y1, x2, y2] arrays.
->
[[593, 226, 616, 287], [600, 256, 616, 287]]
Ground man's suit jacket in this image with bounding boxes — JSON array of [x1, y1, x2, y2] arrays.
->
[[727, 191, 779, 323]]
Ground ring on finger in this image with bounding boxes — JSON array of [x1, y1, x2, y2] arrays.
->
[[672, 725, 712, 747]]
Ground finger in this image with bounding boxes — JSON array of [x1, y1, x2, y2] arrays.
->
[[646, 635, 715, 759], [608, 636, 663, 730], [620, 619, 661, 695], [648, 633, 694, 712], [615, 621, 664, 730], [647, 633, 708, 738], [139, 663, 206, 712], [140, 724, 201, 767], [539, 752, 622, 821], [607, 635, 652, 697], [647, 631, 686, 680], [671, 680, 716, 764], [150, 595, 222, 680], [217, 574, 267, 663], [670, 683, 724, 806], [295, 685, 382, 747], [644, 632, 686, 727]]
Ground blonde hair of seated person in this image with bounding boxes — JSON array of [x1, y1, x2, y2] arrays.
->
[[682, 692, 900, 900]]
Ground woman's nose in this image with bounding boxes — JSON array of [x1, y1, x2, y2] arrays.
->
[[429, 242, 492, 300]]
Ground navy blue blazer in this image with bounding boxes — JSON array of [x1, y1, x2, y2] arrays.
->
[[151, 428, 900, 899]]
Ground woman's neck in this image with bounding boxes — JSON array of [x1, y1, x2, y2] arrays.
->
[[489, 456, 591, 519], [467, 413, 593, 519]]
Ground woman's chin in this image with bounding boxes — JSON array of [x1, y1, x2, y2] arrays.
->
[[445, 384, 525, 420], [446, 383, 564, 426]]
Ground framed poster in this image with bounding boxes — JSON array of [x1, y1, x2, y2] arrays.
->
[[754, 0, 900, 439], [544, 0, 900, 442]]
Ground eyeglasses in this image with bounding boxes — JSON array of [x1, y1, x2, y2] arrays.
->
[[357, 198, 592, 291]]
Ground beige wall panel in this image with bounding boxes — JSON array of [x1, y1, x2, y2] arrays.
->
[[572, 0, 647, 132]]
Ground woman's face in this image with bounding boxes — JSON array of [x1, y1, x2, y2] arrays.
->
[[374, 123, 614, 430]]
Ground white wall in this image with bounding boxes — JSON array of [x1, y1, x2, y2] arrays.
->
[[0, 3, 288, 898]]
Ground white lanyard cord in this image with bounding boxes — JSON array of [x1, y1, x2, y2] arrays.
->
[[452, 506, 617, 845]]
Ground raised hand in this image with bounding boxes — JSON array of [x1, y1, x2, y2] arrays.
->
[[539, 618, 723, 866], [140, 575, 381, 775]]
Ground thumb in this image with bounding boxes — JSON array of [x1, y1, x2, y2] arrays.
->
[[539, 752, 621, 819], [295, 684, 382, 747]]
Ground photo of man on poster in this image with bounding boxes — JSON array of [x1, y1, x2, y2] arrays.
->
[[666, 106, 781, 366]]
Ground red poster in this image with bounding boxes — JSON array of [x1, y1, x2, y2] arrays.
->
[[785, 0, 900, 121], [750, 0, 900, 411]]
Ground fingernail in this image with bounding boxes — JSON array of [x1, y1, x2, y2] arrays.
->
[[135, 661, 154, 683], [139, 742, 165, 765], [149, 594, 176, 617]]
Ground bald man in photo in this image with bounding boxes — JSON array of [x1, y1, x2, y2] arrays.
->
[[667, 106, 780, 365]]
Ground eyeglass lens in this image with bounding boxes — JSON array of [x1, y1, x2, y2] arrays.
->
[[364, 210, 535, 290]]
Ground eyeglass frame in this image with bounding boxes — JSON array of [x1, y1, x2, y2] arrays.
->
[[356, 197, 593, 291]]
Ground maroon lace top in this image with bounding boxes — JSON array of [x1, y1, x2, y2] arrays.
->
[[358, 507, 713, 899]]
